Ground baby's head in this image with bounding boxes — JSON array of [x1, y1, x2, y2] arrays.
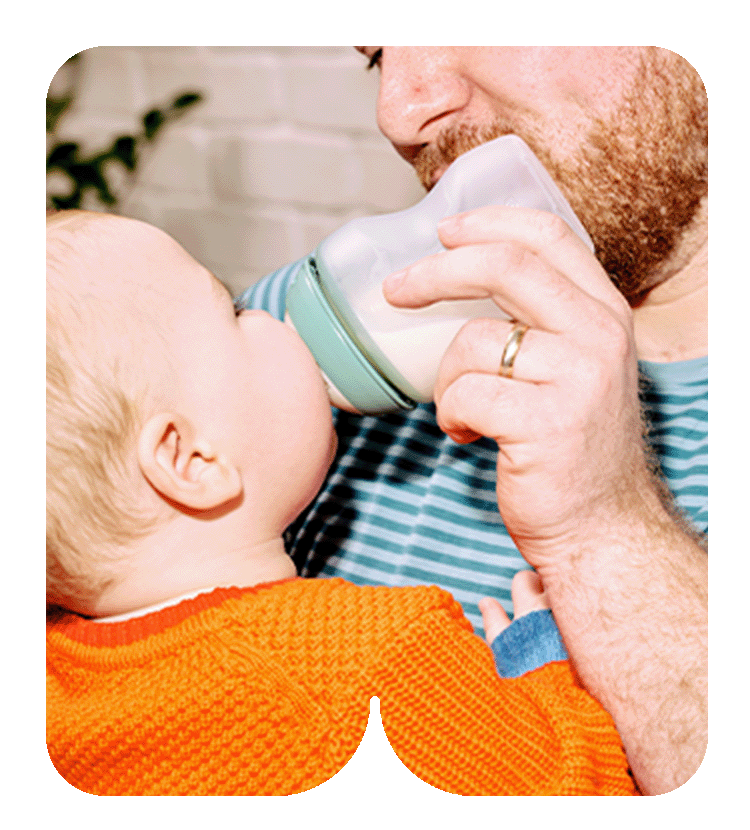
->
[[47, 211, 335, 617]]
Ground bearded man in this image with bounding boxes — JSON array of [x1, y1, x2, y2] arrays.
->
[[242, 47, 707, 795]]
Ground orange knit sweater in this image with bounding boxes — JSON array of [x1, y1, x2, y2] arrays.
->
[[47, 577, 637, 796]]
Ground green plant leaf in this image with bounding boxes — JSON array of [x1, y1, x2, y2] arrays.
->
[[111, 136, 137, 170], [52, 191, 83, 210], [63, 160, 115, 205], [47, 142, 79, 170], [143, 109, 165, 140], [47, 67, 205, 213], [46, 96, 74, 133], [172, 92, 202, 109], [68, 162, 103, 187]]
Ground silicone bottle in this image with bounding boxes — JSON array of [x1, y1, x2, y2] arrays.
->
[[286, 135, 593, 414]]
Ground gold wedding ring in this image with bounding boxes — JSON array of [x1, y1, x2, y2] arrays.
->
[[499, 322, 529, 379]]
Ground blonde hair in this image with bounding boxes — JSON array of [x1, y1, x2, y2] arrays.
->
[[46, 211, 164, 612]]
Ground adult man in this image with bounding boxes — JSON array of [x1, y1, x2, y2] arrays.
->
[[243, 47, 707, 794]]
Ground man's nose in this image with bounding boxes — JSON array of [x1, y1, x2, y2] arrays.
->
[[376, 47, 470, 161]]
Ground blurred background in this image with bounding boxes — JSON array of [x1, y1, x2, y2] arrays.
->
[[46, 46, 424, 295]]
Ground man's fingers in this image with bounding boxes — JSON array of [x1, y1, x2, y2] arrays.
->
[[435, 371, 549, 444], [382, 205, 633, 340], [437, 205, 626, 312], [383, 242, 572, 331], [479, 597, 511, 645], [382, 240, 617, 339], [435, 318, 568, 394]]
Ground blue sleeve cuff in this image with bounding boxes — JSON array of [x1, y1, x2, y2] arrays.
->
[[490, 609, 568, 678]]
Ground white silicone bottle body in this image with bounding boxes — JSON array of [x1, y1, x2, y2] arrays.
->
[[307, 136, 593, 408]]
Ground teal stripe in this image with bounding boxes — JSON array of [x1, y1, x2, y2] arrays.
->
[[340, 455, 437, 481], [341, 490, 421, 518], [438, 463, 498, 488], [321, 546, 521, 587], [428, 486, 498, 513], [643, 387, 707, 400], [360, 512, 418, 537], [649, 425, 708, 442], [423, 499, 501, 527], [644, 400, 707, 411], [657, 444, 708, 461], [648, 408, 708, 432], [651, 424, 708, 438], [669, 483, 710, 497], [342, 523, 519, 562], [410, 527, 511, 558], [659, 460, 708, 476]]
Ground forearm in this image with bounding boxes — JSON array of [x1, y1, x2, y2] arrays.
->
[[538, 492, 707, 795]]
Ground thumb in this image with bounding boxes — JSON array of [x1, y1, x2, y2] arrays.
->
[[479, 597, 511, 646]]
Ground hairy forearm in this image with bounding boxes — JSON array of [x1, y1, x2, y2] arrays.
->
[[537, 496, 707, 795]]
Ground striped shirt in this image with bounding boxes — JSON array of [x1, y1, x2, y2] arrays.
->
[[238, 260, 708, 635]]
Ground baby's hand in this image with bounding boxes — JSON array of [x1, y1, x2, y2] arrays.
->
[[480, 570, 567, 678], [479, 570, 549, 646]]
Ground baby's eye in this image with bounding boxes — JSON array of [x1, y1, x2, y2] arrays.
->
[[366, 48, 383, 71], [233, 297, 246, 317]]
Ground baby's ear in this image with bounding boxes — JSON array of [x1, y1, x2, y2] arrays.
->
[[137, 413, 242, 512]]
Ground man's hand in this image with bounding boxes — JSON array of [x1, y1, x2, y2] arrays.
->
[[383, 205, 647, 569], [384, 205, 708, 794]]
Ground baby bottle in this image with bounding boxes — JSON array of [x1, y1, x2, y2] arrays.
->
[[285, 135, 594, 414]]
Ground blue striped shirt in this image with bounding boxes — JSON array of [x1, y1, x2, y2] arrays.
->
[[238, 260, 708, 635]]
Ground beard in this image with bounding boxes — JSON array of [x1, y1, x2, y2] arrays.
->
[[410, 50, 708, 307]]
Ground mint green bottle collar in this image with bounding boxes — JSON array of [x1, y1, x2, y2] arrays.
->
[[285, 258, 416, 413]]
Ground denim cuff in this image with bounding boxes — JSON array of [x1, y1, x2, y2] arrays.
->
[[490, 609, 568, 678]]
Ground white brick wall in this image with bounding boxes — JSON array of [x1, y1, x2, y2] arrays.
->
[[47, 46, 424, 294]]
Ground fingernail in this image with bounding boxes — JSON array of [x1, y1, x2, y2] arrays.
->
[[383, 269, 406, 294]]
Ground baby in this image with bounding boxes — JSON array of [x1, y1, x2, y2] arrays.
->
[[46, 210, 636, 796]]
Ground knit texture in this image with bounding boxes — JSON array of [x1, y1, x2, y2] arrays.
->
[[47, 578, 637, 796]]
